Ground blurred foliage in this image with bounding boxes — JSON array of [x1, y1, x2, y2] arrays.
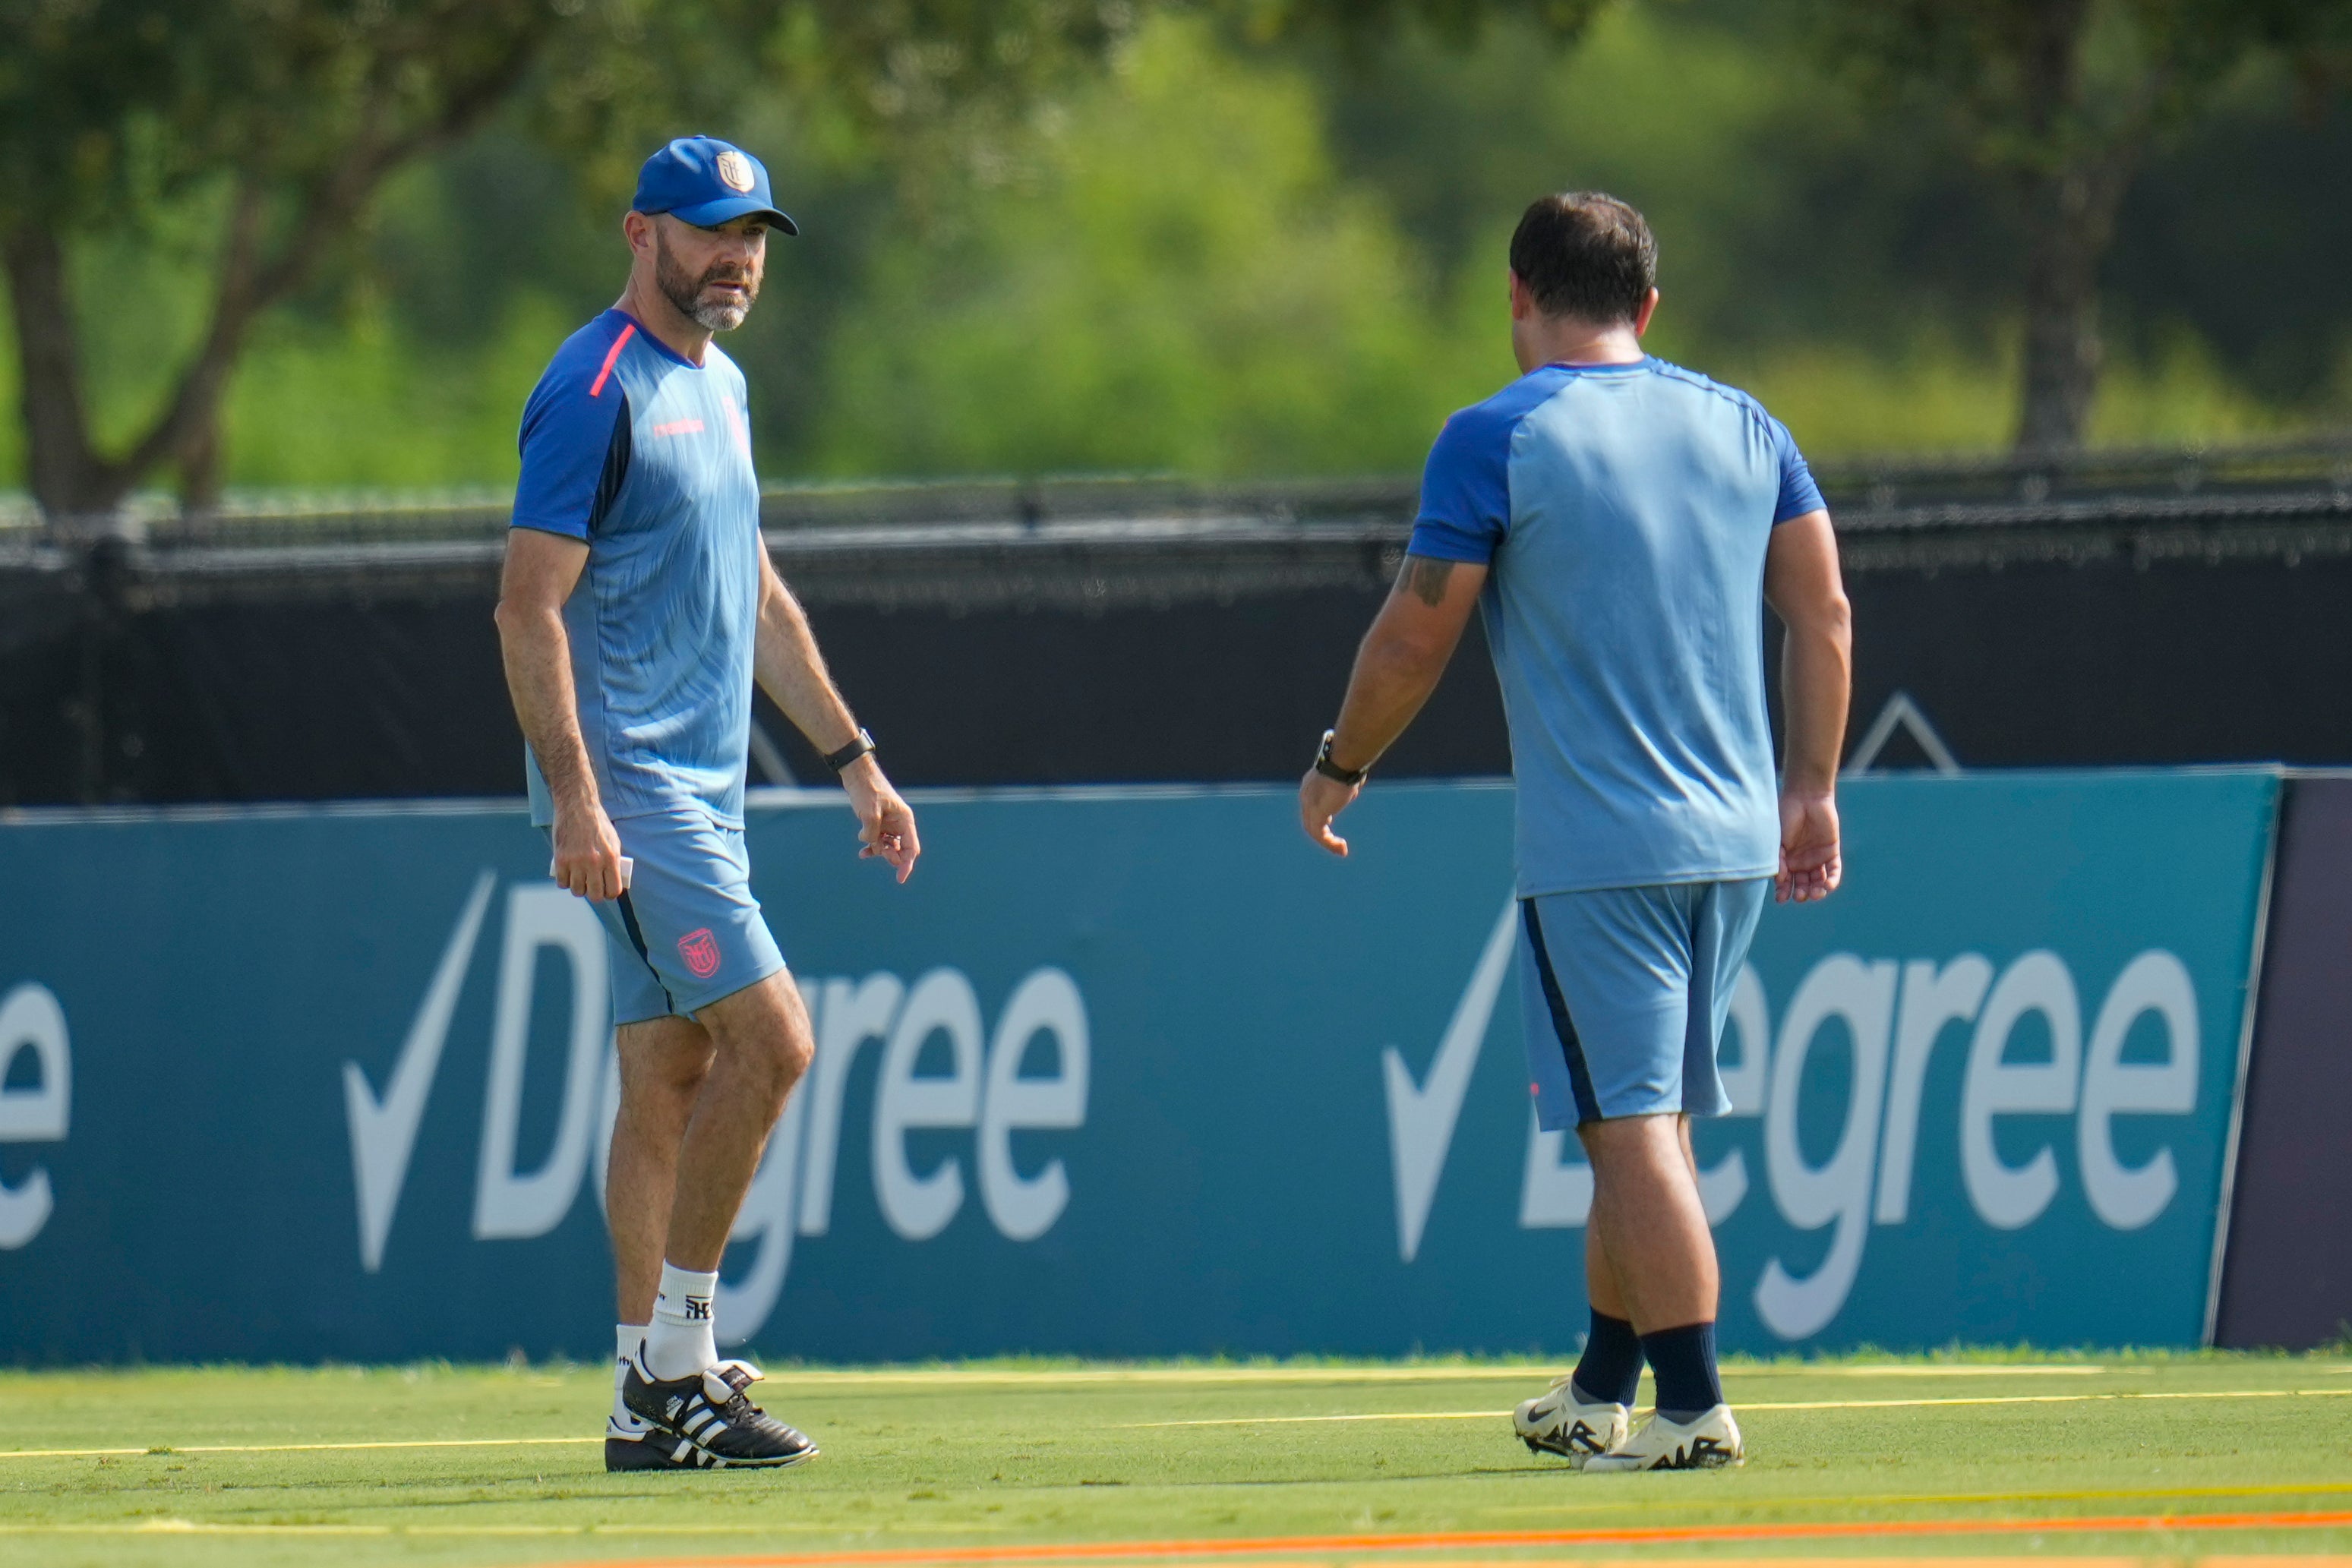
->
[[1798, 0, 2352, 449], [2, 0, 2347, 499], [0, 0, 1148, 512], [807, 17, 1496, 476]]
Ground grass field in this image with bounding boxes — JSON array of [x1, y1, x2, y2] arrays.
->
[[5, 1354, 2351, 1568]]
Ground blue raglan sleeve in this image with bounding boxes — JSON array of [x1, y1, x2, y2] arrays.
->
[[1406, 408, 1512, 563], [1769, 415, 1825, 524], [512, 355, 627, 541]]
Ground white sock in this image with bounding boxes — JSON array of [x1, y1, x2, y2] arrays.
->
[[644, 1263, 719, 1381], [611, 1323, 650, 1434]]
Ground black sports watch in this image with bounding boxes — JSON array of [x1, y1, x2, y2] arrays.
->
[[824, 727, 876, 773], [1313, 729, 1369, 786]]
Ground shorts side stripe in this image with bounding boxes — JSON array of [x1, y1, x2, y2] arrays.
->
[[1521, 898, 1602, 1125], [614, 891, 678, 1015]]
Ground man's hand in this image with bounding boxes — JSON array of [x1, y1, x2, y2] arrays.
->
[[1776, 789, 1842, 904], [1294, 552, 1483, 860], [1299, 769, 1361, 857], [552, 797, 629, 901], [842, 757, 920, 883]]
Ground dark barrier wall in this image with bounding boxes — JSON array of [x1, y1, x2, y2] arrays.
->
[[11, 541, 2352, 806], [1841, 554, 2352, 770], [0, 584, 1507, 804], [0, 771, 2275, 1362], [2215, 775, 2352, 1349]]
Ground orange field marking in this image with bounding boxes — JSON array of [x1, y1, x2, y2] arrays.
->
[[540, 1510, 2352, 1568]]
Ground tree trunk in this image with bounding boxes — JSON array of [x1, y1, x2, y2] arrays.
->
[[2012, 154, 2136, 456], [175, 416, 226, 515], [6, 183, 279, 532], [1, 222, 114, 523], [2, 210, 251, 528]]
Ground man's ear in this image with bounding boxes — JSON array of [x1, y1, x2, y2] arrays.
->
[[623, 210, 655, 257], [1507, 269, 1533, 321], [1632, 286, 1660, 337]]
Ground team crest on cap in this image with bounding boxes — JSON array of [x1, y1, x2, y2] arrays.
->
[[714, 150, 755, 193]]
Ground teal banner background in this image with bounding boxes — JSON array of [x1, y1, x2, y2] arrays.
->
[[0, 770, 2275, 1363]]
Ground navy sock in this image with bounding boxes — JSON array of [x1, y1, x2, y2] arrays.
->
[[1570, 1308, 1643, 1408], [1640, 1321, 1723, 1421]]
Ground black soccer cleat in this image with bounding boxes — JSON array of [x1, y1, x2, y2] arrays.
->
[[622, 1352, 819, 1469]]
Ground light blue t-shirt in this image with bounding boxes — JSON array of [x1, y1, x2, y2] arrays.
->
[[1408, 357, 1825, 897], [511, 309, 762, 828]]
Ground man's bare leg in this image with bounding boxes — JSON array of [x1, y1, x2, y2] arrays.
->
[[634, 969, 815, 1383], [1587, 1114, 1700, 1315], [1580, 1112, 1718, 1329], [668, 970, 815, 1267], [1512, 1124, 1654, 1459], [603, 1015, 713, 1441], [1567, 1207, 1644, 1409], [1580, 1111, 1726, 1427], [1585, 1219, 1630, 1318], [608, 1016, 715, 1323]]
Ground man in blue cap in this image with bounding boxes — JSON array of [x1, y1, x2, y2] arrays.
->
[[496, 136, 919, 1472]]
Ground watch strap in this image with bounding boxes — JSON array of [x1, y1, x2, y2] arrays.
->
[[824, 727, 876, 773], [1314, 730, 1369, 786]]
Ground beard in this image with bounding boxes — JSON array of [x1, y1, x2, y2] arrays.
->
[[655, 232, 759, 331]]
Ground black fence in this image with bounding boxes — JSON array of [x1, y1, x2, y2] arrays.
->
[[5, 437, 2352, 806]]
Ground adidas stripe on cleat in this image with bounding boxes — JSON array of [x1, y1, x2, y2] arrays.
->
[[622, 1352, 818, 1469], [1581, 1403, 1744, 1472], [1512, 1375, 1630, 1467], [605, 1425, 717, 1472]]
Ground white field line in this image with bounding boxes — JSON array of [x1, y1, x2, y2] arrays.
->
[[0, 1369, 2295, 1462], [1476, 1480, 2352, 1515], [1131, 1387, 2352, 1427]]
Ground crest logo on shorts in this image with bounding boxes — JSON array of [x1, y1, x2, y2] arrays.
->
[[678, 928, 722, 979], [713, 150, 755, 193]]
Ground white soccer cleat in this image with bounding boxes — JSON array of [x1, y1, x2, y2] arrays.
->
[[1513, 1375, 1631, 1467], [1581, 1403, 1744, 1471]]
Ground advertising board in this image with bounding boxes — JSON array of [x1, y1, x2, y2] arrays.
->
[[0, 771, 2275, 1361]]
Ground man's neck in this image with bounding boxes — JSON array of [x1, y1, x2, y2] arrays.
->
[[1515, 317, 1643, 374], [615, 276, 712, 366]]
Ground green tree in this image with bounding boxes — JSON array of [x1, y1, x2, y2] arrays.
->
[[811, 15, 1504, 478], [1810, 0, 2352, 454], [0, 0, 1132, 524]]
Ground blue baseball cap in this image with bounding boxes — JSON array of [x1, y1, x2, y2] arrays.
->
[[632, 136, 798, 235]]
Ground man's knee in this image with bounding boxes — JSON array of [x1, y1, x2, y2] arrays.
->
[[619, 1017, 715, 1103], [701, 973, 814, 1104]]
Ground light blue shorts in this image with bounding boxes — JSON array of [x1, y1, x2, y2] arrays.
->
[[554, 808, 788, 1025], [1517, 878, 1769, 1130]]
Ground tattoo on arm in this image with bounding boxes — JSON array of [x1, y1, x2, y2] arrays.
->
[[1400, 554, 1456, 607]]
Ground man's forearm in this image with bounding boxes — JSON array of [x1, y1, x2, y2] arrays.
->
[[753, 575, 860, 754], [1779, 616, 1852, 795], [1329, 623, 1454, 772], [497, 604, 601, 810]]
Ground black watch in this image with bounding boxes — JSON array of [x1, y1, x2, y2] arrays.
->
[[1313, 729, 1369, 786], [824, 727, 876, 773]]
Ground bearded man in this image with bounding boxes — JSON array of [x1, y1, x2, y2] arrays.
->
[[495, 136, 920, 1472]]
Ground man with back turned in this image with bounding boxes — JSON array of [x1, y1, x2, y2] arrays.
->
[[1299, 192, 1852, 1470]]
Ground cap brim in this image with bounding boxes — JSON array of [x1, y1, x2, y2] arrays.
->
[[662, 195, 798, 235]]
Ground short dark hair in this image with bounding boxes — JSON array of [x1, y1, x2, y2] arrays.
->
[[1508, 192, 1656, 324]]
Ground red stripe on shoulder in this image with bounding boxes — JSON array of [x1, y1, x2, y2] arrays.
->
[[589, 323, 636, 398]]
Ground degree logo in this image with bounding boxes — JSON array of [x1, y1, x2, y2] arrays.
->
[[714, 150, 755, 193], [678, 928, 721, 979]]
